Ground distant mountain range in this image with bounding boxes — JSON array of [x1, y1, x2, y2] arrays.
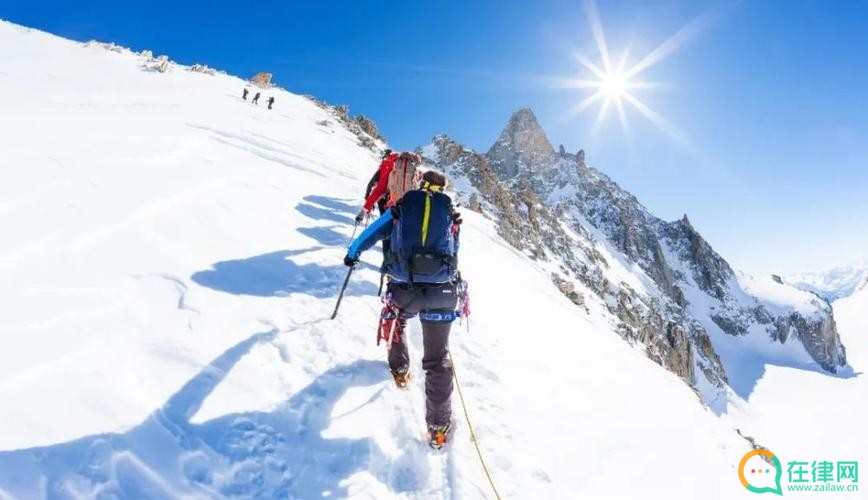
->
[[785, 263, 868, 301]]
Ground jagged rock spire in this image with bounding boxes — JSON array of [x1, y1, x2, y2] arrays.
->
[[487, 107, 555, 179], [576, 149, 589, 176]]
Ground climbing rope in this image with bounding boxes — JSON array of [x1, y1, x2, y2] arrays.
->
[[449, 350, 503, 500]]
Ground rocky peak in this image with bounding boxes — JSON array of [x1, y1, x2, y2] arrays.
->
[[423, 134, 466, 166], [420, 109, 847, 408], [487, 107, 556, 179], [576, 149, 589, 176], [663, 216, 734, 301]]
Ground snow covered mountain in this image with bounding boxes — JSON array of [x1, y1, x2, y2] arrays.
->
[[0, 20, 864, 500], [420, 108, 849, 412], [785, 263, 868, 301], [0, 20, 760, 499]]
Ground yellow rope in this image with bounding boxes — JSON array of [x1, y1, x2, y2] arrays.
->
[[449, 350, 503, 500]]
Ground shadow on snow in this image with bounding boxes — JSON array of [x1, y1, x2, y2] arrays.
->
[[718, 350, 859, 410], [301, 195, 358, 215], [191, 249, 376, 298], [295, 203, 355, 226], [296, 226, 349, 247], [192, 195, 379, 298], [0, 331, 391, 498]]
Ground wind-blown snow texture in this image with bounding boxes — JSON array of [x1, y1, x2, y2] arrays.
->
[[0, 21, 865, 499]]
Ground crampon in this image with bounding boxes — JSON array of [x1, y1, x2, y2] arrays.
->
[[391, 368, 409, 389], [427, 422, 451, 450]]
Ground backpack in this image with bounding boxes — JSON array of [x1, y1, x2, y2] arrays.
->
[[387, 189, 458, 284], [386, 152, 421, 206]]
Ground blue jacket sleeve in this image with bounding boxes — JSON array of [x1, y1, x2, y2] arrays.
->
[[346, 210, 394, 259]]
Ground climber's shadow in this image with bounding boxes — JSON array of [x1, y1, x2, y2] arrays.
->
[[302, 195, 358, 215], [191, 248, 377, 298], [295, 195, 361, 226], [0, 331, 391, 498]]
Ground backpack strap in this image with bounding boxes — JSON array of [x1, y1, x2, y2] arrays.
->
[[421, 191, 432, 246]]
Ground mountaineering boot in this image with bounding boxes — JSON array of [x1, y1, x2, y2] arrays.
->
[[427, 421, 451, 449], [391, 366, 410, 389]]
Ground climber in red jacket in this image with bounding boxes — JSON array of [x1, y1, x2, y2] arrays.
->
[[356, 150, 401, 223]]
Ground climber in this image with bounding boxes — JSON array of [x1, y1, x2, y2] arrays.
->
[[267, 96, 275, 110], [242, 88, 249, 101], [355, 151, 420, 223], [344, 169, 464, 449], [252, 92, 261, 105], [363, 149, 393, 216], [357, 150, 422, 295]]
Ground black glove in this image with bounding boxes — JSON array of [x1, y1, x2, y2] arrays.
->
[[355, 209, 368, 223], [451, 211, 463, 225], [343, 255, 358, 267]]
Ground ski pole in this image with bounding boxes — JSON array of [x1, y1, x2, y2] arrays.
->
[[331, 265, 354, 320]]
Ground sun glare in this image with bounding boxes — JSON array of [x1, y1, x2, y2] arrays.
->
[[554, 0, 713, 142], [599, 71, 628, 100]]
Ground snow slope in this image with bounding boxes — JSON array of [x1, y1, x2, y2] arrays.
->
[[0, 23, 746, 498], [0, 20, 849, 499], [721, 285, 868, 475]]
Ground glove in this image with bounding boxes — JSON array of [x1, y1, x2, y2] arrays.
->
[[451, 211, 463, 225], [355, 208, 369, 223], [343, 255, 358, 267]]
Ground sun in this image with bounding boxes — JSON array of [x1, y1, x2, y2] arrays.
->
[[551, 0, 713, 142], [598, 71, 629, 101]]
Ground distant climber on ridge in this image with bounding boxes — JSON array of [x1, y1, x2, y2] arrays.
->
[[242, 88, 249, 101], [266, 96, 275, 110], [252, 91, 261, 105], [344, 170, 465, 449]]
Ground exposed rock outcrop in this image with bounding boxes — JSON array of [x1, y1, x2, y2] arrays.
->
[[420, 106, 848, 407], [352, 114, 382, 141], [306, 100, 384, 152], [249, 72, 272, 88], [189, 64, 216, 76]]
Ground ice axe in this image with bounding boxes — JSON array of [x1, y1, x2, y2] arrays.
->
[[331, 264, 354, 320]]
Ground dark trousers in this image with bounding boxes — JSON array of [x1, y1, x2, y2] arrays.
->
[[387, 282, 458, 426]]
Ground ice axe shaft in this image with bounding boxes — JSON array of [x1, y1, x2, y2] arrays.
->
[[331, 265, 354, 320]]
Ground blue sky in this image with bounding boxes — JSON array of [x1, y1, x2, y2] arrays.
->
[[4, 0, 867, 274]]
